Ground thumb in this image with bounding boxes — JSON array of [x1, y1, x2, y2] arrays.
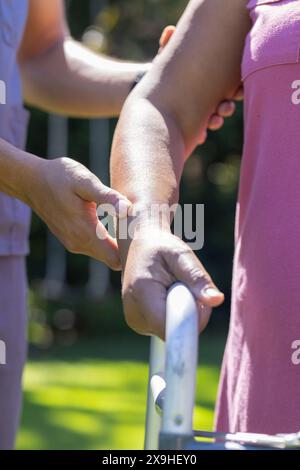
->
[[164, 246, 224, 308], [75, 176, 131, 219]]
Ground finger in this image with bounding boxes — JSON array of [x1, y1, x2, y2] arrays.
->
[[97, 184, 131, 219], [217, 100, 236, 117], [197, 130, 207, 145], [233, 86, 244, 101], [73, 203, 122, 270], [138, 282, 167, 339], [75, 176, 131, 219], [164, 246, 224, 308], [207, 115, 224, 131], [123, 279, 166, 340], [198, 304, 212, 332], [89, 221, 122, 270], [124, 279, 212, 339], [61, 217, 121, 270], [159, 25, 176, 48]]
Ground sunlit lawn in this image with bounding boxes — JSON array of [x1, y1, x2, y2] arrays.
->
[[16, 333, 226, 450]]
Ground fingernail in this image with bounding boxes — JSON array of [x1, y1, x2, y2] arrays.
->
[[159, 32, 166, 46], [116, 199, 131, 218], [201, 287, 223, 299]]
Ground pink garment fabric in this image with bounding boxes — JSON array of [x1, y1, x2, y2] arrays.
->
[[215, 0, 300, 434]]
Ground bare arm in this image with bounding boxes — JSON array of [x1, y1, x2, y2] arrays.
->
[[18, 0, 149, 117], [110, 0, 251, 338], [112, 0, 249, 203]]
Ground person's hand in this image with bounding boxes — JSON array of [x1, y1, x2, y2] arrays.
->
[[24, 156, 130, 270], [120, 222, 224, 339], [159, 25, 244, 144]]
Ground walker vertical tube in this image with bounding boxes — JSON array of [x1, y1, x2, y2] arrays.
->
[[159, 283, 199, 449], [144, 336, 165, 450]]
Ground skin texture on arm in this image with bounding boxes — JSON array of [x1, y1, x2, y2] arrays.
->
[[110, 0, 251, 338], [18, 0, 150, 117]]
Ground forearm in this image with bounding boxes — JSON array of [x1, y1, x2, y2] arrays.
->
[[20, 37, 150, 118], [111, 98, 185, 207], [111, 93, 225, 336], [110, 95, 187, 267], [111, 0, 250, 260]]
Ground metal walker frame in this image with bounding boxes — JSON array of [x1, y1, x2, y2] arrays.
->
[[144, 283, 300, 450]]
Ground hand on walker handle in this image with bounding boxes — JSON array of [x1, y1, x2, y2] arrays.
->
[[121, 226, 224, 340]]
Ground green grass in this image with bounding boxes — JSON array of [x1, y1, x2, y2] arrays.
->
[[16, 332, 226, 450]]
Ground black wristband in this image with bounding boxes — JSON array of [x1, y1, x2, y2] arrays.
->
[[130, 71, 147, 91]]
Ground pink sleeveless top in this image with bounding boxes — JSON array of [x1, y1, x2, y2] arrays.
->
[[215, 0, 300, 434]]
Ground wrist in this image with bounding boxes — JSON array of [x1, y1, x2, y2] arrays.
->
[[0, 138, 44, 204], [17, 152, 45, 207], [117, 201, 173, 267], [129, 201, 173, 232]]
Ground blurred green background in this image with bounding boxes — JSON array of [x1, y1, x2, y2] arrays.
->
[[18, 0, 243, 449]]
